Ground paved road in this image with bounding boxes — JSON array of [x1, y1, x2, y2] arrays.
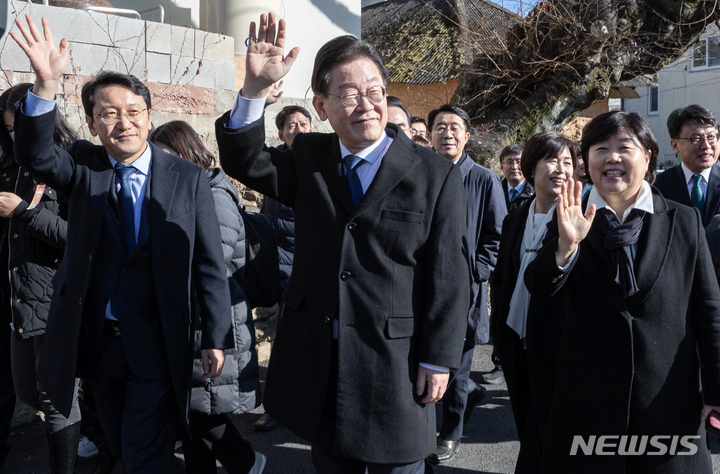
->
[[7, 345, 720, 473]]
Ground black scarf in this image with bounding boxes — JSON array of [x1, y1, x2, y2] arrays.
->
[[596, 208, 645, 298]]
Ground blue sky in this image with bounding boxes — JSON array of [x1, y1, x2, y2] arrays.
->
[[488, 0, 540, 15]]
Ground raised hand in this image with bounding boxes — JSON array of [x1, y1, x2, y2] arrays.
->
[[9, 15, 68, 100], [556, 178, 596, 267], [243, 12, 300, 100], [264, 80, 284, 108]]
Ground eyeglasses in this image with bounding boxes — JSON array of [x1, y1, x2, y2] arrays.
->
[[96, 108, 148, 125], [433, 125, 466, 135], [675, 133, 720, 146], [332, 86, 386, 108]]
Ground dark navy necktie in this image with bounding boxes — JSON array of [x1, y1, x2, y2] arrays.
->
[[343, 154, 365, 207], [691, 174, 705, 213], [115, 163, 137, 254], [509, 188, 519, 203]]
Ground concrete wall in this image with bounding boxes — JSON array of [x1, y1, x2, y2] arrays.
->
[[2, 1, 236, 156], [624, 24, 720, 169]]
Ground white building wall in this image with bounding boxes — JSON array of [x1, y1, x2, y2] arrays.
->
[[624, 24, 720, 169]]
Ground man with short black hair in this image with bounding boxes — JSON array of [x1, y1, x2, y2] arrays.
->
[[216, 13, 470, 473], [10, 15, 234, 472], [655, 104, 720, 276], [274, 104, 312, 150], [499, 144, 533, 212], [411, 116, 428, 138], [386, 96, 413, 138], [427, 104, 506, 463]]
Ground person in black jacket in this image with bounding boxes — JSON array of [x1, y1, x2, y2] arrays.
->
[[151, 121, 265, 474], [500, 144, 534, 212], [0, 83, 85, 473]]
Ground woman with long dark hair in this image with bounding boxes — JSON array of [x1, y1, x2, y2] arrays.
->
[[492, 132, 577, 473], [528, 111, 720, 473], [150, 120, 265, 474], [0, 83, 83, 473]]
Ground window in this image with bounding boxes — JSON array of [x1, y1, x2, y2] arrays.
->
[[648, 87, 659, 115], [692, 36, 720, 70]]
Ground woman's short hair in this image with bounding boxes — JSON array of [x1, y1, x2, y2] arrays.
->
[[149, 121, 215, 171], [581, 111, 658, 185], [520, 132, 578, 187]]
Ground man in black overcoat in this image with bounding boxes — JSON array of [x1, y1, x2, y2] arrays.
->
[[654, 104, 720, 278], [215, 13, 471, 473], [9, 16, 233, 473], [427, 105, 506, 463]]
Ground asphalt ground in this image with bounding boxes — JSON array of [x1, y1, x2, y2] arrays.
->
[[6, 344, 720, 473]]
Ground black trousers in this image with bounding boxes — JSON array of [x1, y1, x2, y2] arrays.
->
[[89, 334, 178, 474], [0, 319, 14, 464], [182, 413, 255, 474], [438, 347, 476, 441], [310, 342, 432, 474]]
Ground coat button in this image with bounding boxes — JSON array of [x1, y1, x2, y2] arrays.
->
[[101, 296, 108, 303], [79, 297, 83, 305], [23, 172, 28, 177], [347, 222, 357, 230], [12, 234, 17, 238], [324, 316, 330, 324], [17, 328, 22, 334], [12, 267, 17, 272], [16, 298, 21, 303], [340, 271, 351, 281]]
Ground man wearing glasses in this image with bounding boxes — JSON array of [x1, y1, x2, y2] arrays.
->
[[9, 16, 233, 472], [216, 12, 471, 473], [655, 105, 720, 278]]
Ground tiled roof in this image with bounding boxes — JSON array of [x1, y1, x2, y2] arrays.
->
[[362, 0, 520, 84]]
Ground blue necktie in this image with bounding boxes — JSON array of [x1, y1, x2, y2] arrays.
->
[[691, 174, 705, 214], [343, 154, 365, 207], [508, 188, 519, 203], [115, 163, 137, 254]]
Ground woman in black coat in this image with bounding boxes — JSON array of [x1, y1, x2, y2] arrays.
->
[[151, 121, 264, 474], [491, 132, 577, 473], [527, 111, 720, 473]]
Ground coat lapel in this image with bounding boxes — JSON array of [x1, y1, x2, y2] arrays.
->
[[90, 148, 115, 253], [319, 135, 353, 216], [703, 165, 720, 226], [627, 192, 674, 308], [148, 145, 178, 265], [352, 134, 419, 218]]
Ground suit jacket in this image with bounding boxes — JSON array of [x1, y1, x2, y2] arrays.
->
[[14, 105, 234, 421], [502, 178, 534, 212], [216, 116, 471, 463], [457, 153, 506, 346], [654, 164, 720, 266], [490, 200, 565, 472], [526, 189, 720, 473]]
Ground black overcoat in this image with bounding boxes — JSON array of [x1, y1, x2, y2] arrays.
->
[[457, 153, 506, 347], [654, 164, 720, 266], [13, 105, 234, 423], [525, 189, 720, 473], [216, 116, 471, 464], [491, 200, 566, 472]]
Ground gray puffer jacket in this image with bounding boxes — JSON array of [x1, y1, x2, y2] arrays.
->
[[189, 168, 260, 415]]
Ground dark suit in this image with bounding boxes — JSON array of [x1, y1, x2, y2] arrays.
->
[[491, 201, 565, 473], [502, 179, 534, 212], [216, 115, 471, 465], [654, 164, 720, 267], [14, 105, 233, 471], [526, 189, 720, 473], [438, 153, 505, 441]]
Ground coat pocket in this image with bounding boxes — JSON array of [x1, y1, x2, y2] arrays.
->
[[381, 209, 425, 224], [282, 283, 304, 310], [168, 201, 191, 219], [386, 315, 416, 339]]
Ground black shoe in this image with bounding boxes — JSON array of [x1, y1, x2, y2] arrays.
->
[[463, 386, 487, 425], [254, 413, 280, 432], [427, 439, 460, 464], [481, 367, 505, 385]]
